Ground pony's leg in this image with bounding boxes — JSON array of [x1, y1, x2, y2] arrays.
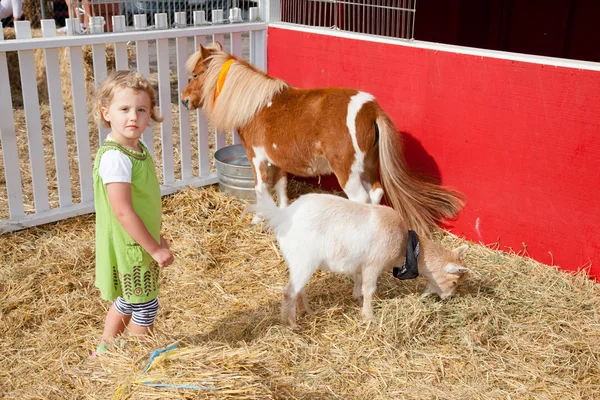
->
[[361, 179, 384, 205], [332, 92, 375, 204], [330, 161, 371, 204], [368, 181, 384, 205], [273, 167, 289, 208], [345, 175, 371, 204], [363, 149, 385, 205], [248, 147, 271, 224]]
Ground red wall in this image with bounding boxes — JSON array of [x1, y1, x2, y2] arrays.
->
[[267, 27, 600, 278]]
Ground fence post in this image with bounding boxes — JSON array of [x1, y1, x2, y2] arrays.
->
[[259, 0, 281, 23], [15, 21, 50, 214], [250, 1, 271, 73], [0, 28, 25, 219], [39, 0, 46, 19]]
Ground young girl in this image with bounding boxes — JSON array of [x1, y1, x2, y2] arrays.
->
[[92, 70, 174, 356]]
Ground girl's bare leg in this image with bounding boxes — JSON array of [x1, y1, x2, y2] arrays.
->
[[98, 303, 131, 349], [127, 322, 154, 336]]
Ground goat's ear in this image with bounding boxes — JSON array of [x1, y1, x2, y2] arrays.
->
[[214, 41, 223, 51], [199, 44, 210, 60], [445, 263, 470, 275], [453, 244, 469, 258]]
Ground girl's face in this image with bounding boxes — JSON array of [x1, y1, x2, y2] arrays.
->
[[101, 87, 151, 148]]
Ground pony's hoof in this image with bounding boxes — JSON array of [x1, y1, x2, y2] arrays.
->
[[250, 215, 264, 225]]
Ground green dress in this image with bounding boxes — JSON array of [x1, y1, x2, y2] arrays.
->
[[93, 140, 162, 303]]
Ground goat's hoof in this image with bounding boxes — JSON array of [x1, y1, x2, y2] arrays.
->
[[286, 321, 298, 330], [301, 308, 314, 318]]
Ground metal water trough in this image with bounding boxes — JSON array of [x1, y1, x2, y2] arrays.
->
[[214, 144, 255, 201]]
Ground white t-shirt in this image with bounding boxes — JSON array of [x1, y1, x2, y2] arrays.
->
[[98, 135, 151, 184]]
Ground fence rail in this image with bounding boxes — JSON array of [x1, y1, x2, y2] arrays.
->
[[0, 18, 266, 232], [279, 0, 416, 40], [4, 0, 260, 31]]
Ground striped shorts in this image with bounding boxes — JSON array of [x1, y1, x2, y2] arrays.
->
[[113, 297, 159, 327]]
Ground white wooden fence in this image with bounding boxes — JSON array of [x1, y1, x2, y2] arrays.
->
[[0, 18, 267, 232]]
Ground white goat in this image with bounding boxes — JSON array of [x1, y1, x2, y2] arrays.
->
[[245, 192, 471, 326]]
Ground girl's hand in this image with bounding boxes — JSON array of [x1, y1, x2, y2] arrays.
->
[[151, 247, 174, 268], [154, 236, 174, 267]]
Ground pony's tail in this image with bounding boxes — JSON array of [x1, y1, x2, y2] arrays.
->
[[241, 192, 289, 233], [376, 112, 465, 234]]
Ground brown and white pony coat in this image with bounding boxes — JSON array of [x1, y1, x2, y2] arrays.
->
[[182, 42, 464, 233]]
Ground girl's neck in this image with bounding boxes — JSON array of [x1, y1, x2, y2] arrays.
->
[[109, 133, 142, 152]]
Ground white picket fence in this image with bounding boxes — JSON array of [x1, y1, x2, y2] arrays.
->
[[0, 18, 267, 232]]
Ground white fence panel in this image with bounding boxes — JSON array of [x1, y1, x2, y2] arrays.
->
[[68, 38, 94, 204], [114, 41, 128, 70], [212, 33, 227, 150], [194, 35, 211, 178], [230, 31, 243, 145], [136, 39, 154, 156], [42, 20, 73, 208], [156, 37, 175, 185], [0, 21, 266, 232], [15, 21, 50, 214], [176, 36, 193, 180], [91, 42, 109, 144], [0, 31, 25, 219]]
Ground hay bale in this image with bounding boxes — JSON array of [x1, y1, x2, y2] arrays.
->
[[22, 0, 53, 29]]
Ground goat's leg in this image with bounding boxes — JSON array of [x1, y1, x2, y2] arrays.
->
[[298, 288, 313, 317], [352, 271, 363, 300], [360, 268, 379, 320], [281, 282, 299, 328], [282, 258, 316, 327]]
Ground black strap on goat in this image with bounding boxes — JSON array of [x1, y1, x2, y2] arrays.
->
[[393, 230, 420, 280]]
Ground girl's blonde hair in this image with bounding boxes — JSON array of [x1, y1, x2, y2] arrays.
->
[[95, 70, 164, 128]]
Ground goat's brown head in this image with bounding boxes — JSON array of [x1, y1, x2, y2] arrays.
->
[[422, 244, 470, 299], [181, 41, 223, 110]]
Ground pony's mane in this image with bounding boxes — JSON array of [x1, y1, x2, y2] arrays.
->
[[185, 51, 202, 74], [197, 51, 289, 132]]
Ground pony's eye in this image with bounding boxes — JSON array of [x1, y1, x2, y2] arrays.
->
[[192, 74, 198, 79]]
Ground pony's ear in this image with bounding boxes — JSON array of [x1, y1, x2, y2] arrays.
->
[[199, 44, 210, 60], [214, 41, 223, 51]]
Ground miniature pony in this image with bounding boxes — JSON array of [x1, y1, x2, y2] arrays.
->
[[182, 42, 464, 233]]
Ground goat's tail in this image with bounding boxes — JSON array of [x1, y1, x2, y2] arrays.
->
[[377, 110, 465, 234], [241, 192, 289, 232]]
